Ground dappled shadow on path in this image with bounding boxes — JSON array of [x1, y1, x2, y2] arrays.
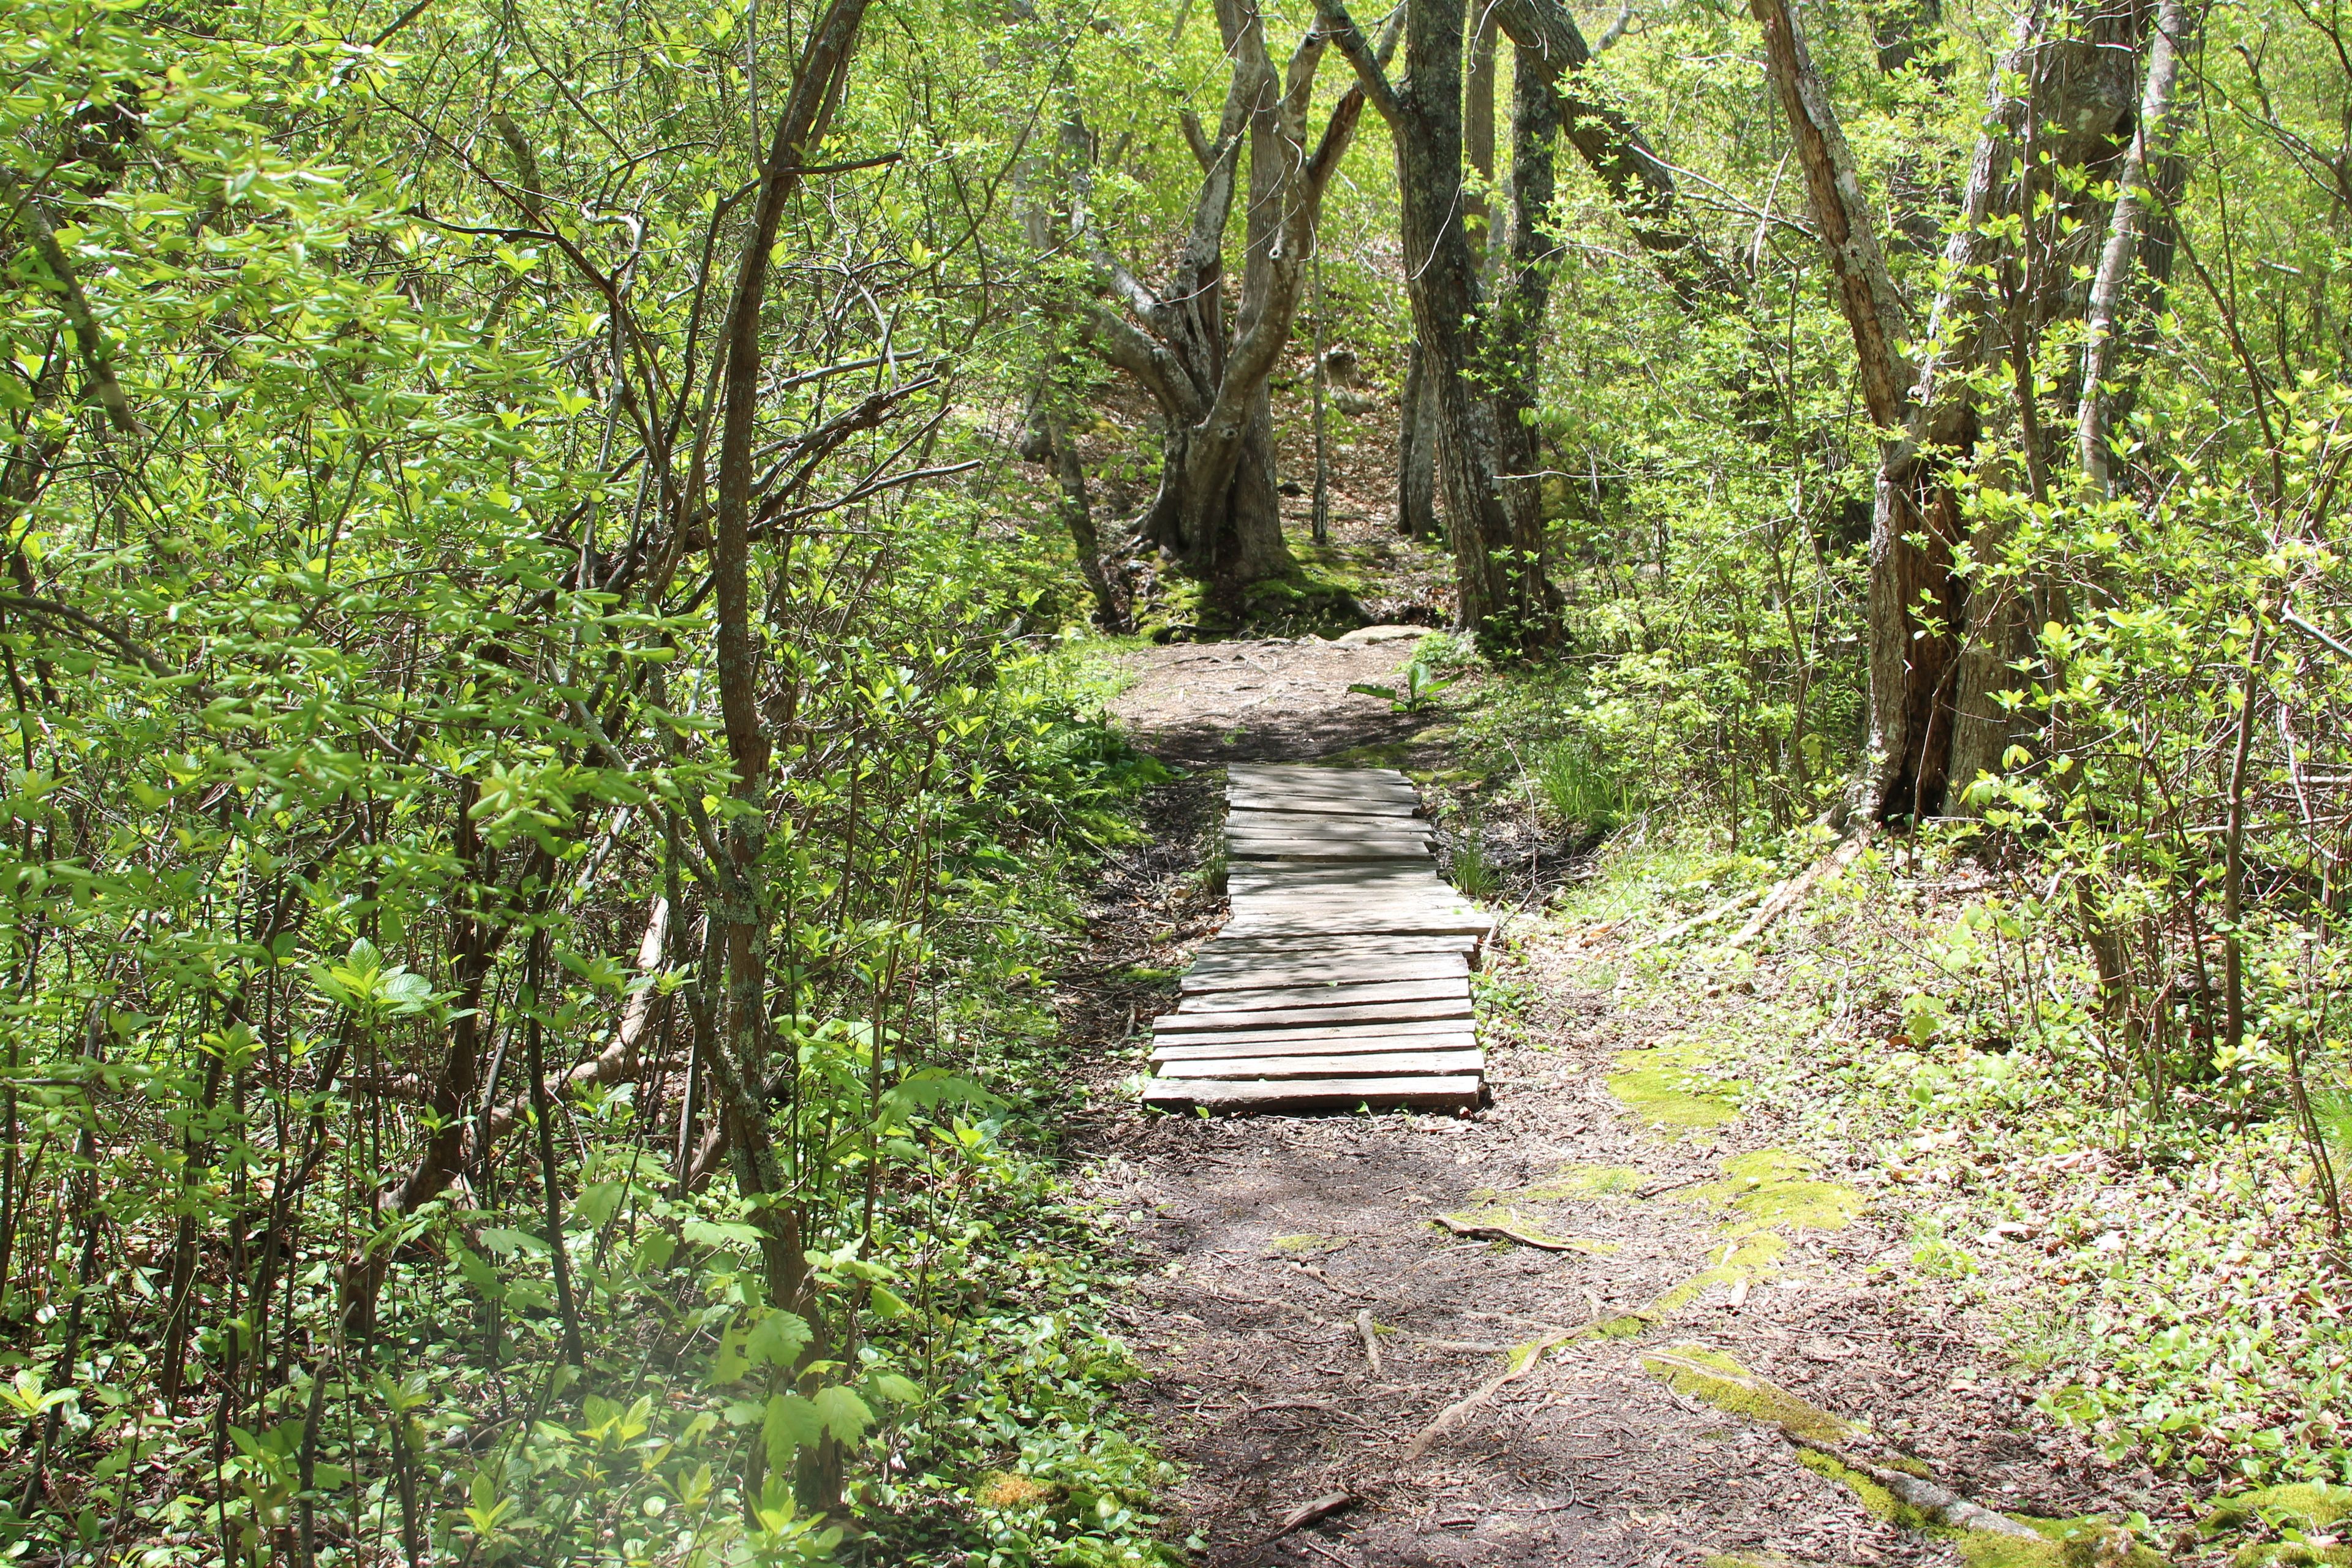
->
[[1103, 638, 1438, 763], [1054, 647, 2156, 1568]]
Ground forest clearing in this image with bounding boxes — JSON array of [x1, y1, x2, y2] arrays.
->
[[0, 0, 2348, 1561]]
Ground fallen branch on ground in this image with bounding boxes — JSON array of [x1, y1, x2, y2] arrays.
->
[[1354, 1309, 1382, 1374], [1404, 1318, 1589, 1461], [1622, 887, 1765, 952], [1267, 1491, 1357, 1541], [1431, 1213, 1580, 1251], [1724, 827, 1873, 950]]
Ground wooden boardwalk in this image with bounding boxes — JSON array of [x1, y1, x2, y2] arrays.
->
[[1141, 764, 1493, 1115]]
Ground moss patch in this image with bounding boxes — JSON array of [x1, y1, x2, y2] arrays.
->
[[1797, 1447, 1920, 1527], [2233, 1547, 2352, 1568], [2205, 1485, 2352, 1537], [1610, 1045, 1743, 1129], [1686, 1148, 1868, 1235], [1640, 1344, 1853, 1445], [976, 1472, 1059, 1509], [1266, 1234, 1354, 1258], [1654, 1233, 1791, 1311]]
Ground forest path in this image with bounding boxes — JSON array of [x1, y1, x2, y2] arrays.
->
[[1062, 638, 2141, 1568]]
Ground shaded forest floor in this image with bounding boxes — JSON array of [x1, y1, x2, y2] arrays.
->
[[1055, 638, 2175, 1568]]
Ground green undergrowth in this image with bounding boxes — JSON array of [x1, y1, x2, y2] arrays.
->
[[1651, 1348, 2169, 1568], [1566, 827, 2352, 1498]]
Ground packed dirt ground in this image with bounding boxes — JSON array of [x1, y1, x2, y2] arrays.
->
[[1061, 638, 2173, 1568]]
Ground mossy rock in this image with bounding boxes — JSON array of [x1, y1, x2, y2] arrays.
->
[[2204, 1486, 2352, 1538], [1610, 1047, 1743, 1129], [1642, 1343, 1853, 1446], [1267, 1233, 1354, 1258]]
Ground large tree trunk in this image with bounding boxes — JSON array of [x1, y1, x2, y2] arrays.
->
[[1756, 0, 2166, 821], [1076, 0, 1371, 609], [1488, 39, 1562, 571]]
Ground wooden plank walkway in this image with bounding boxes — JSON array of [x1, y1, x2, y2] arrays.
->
[[1141, 763, 1492, 1115]]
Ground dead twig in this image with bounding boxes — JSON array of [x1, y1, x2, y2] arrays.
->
[[1403, 1319, 1588, 1461], [1246, 1399, 1367, 1427], [1266, 1491, 1357, 1542], [1430, 1213, 1578, 1251], [1622, 887, 1765, 952], [1354, 1309, 1382, 1374], [1724, 828, 1874, 950]]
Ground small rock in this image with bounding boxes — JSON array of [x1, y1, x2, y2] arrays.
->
[[1334, 624, 1435, 646]]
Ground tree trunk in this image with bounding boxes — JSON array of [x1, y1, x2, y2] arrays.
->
[[2076, 0, 2193, 487], [1464, 6, 1499, 270], [1488, 39, 1561, 571], [1398, 340, 1439, 538], [1757, 0, 2165, 820], [1076, 0, 1377, 608]]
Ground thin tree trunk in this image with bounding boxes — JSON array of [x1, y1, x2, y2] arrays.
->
[[523, 930, 586, 1367], [2077, 0, 2193, 487], [1398, 341, 1438, 538]]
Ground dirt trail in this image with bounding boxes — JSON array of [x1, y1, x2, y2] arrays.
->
[[1061, 640, 2152, 1568]]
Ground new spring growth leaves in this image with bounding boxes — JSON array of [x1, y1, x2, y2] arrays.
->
[[1349, 660, 1451, 714], [308, 938, 439, 1018], [761, 1386, 873, 1467], [0, 1370, 75, 1421]]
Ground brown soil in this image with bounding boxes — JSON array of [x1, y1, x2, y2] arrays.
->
[[1058, 648, 2162, 1568], [1101, 637, 1442, 764]]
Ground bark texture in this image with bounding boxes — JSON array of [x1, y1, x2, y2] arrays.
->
[[1073, 0, 1368, 605], [1756, 0, 2171, 820]]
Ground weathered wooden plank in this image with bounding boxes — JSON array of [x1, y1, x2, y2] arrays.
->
[[1140, 1075, 1483, 1114], [1197, 931, 1477, 953], [1158, 997, 1472, 1033], [1232, 818, 1430, 842], [1224, 916, 1495, 939], [1168, 977, 1468, 1010], [1186, 942, 1475, 970], [1159, 1049, 1485, 1080], [1226, 799, 1424, 821], [1227, 764, 1413, 785], [1152, 1017, 1473, 1049], [1144, 764, 1488, 1115], [1153, 1031, 1477, 1062], [1180, 962, 1470, 993], [1227, 847, 1436, 864]]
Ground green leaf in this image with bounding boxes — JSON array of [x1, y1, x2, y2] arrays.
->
[[745, 1309, 812, 1370], [867, 1373, 921, 1405], [761, 1392, 822, 1466], [809, 1386, 872, 1444]]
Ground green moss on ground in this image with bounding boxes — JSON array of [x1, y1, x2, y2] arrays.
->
[[2205, 1485, 2352, 1536], [1640, 1344, 1853, 1445], [2232, 1547, 2352, 1568], [1265, 1234, 1352, 1257], [1610, 1045, 1744, 1128], [1796, 1448, 1921, 1527], [1688, 1148, 1868, 1235]]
